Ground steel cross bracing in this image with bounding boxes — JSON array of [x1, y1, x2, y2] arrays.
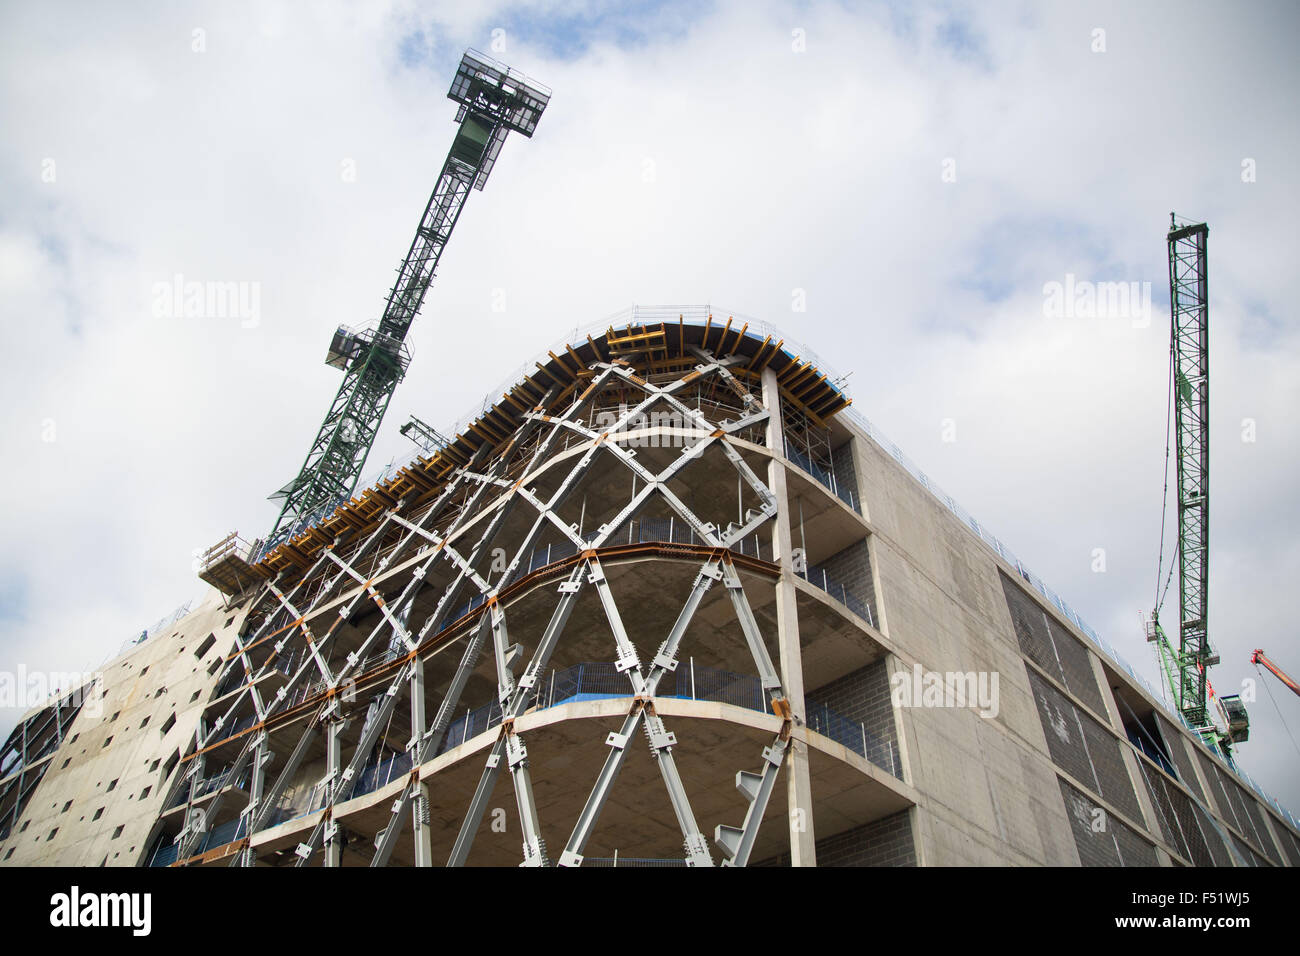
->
[[172, 347, 807, 866], [267, 50, 549, 552], [1165, 220, 1212, 730]]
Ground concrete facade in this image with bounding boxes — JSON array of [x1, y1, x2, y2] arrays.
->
[[2, 311, 1296, 867], [0, 592, 245, 865]]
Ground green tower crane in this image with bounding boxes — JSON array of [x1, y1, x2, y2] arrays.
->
[[1147, 214, 1248, 758], [265, 50, 549, 552]]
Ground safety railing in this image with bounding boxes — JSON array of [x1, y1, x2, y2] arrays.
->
[[166, 764, 249, 810], [431, 661, 902, 781], [118, 600, 193, 657], [799, 562, 875, 629], [352, 751, 414, 799], [147, 840, 179, 868], [784, 441, 859, 513], [806, 701, 900, 776], [155, 815, 249, 864], [438, 523, 771, 631], [192, 816, 247, 855], [582, 857, 689, 867]]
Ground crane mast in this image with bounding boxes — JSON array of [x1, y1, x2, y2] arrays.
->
[[1148, 215, 1247, 755], [266, 50, 549, 551]]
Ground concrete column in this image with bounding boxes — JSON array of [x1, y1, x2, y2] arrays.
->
[[762, 366, 816, 866]]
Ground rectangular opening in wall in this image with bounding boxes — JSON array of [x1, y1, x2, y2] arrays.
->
[[1000, 571, 1106, 718], [1115, 699, 1173, 776]]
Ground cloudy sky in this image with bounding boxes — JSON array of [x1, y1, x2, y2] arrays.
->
[[3, 0, 1299, 815]]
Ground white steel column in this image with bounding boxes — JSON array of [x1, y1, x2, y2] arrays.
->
[[761, 366, 816, 866]]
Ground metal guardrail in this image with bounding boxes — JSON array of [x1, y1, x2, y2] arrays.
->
[[583, 857, 689, 867], [118, 600, 193, 657], [148, 841, 179, 868], [431, 661, 902, 782], [151, 816, 248, 866], [799, 562, 875, 629], [438, 523, 770, 631], [166, 765, 249, 810], [785, 441, 859, 513]]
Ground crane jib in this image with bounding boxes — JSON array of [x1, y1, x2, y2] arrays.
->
[[265, 50, 549, 552]]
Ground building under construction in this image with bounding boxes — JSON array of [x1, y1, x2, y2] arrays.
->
[[1, 306, 1298, 867], [1, 50, 1296, 868]]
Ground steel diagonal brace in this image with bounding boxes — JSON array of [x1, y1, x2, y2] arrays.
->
[[293, 663, 413, 866], [557, 705, 649, 867], [489, 601, 517, 704], [720, 559, 784, 698], [176, 741, 256, 862], [270, 520, 434, 707], [400, 498, 522, 653], [586, 560, 644, 688], [715, 438, 779, 511], [324, 543, 437, 666], [515, 486, 589, 548], [404, 400, 596, 660], [238, 544, 337, 645], [656, 484, 724, 547], [384, 382, 597, 660], [320, 553, 423, 657], [369, 617, 495, 867], [714, 742, 786, 866], [650, 388, 722, 435], [385, 513, 490, 594], [330, 569, 425, 678], [558, 559, 716, 867], [202, 569, 326, 744], [267, 581, 335, 687], [710, 561, 791, 867], [589, 481, 658, 548], [258, 512, 388, 634], [447, 564, 587, 866], [721, 408, 771, 436], [371, 586, 516, 866], [643, 705, 715, 866], [250, 723, 320, 833], [477, 429, 605, 592], [688, 346, 761, 410], [303, 432, 498, 687], [457, 470, 516, 490]]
